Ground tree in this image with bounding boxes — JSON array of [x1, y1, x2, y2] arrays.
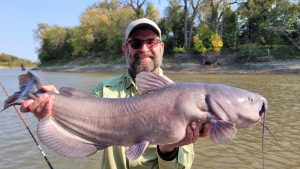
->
[[269, 0, 300, 50], [160, 0, 185, 53], [121, 0, 149, 18], [203, 0, 237, 32], [183, 0, 202, 49], [35, 24, 72, 62], [210, 33, 223, 52], [237, 0, 277, 44], [193, 25, 223, 54], [221, 7, 238, 48], [144, 3, 160, 22], [77, 1, 135, 56]]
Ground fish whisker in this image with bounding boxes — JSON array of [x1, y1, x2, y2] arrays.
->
[[259, 121, 279, 144], [261, 114, 266, 169]]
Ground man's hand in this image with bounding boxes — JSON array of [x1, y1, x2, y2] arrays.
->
[[20, 85, 58, 120], [158, 121, 210, 153]]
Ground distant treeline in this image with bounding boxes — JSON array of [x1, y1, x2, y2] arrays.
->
[[0, 53, 35, 67], [35, 0, 300, 64]]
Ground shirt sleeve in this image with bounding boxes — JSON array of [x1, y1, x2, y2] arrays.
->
[[157, 144, 194, 169]]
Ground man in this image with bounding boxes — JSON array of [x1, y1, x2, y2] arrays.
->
[[21, 18, 209, 169]]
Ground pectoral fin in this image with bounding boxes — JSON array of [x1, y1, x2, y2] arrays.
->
[[208, 119, 237, 144], [125, 141, 149, 160]]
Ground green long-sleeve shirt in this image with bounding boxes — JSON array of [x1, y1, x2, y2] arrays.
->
[[90, 70, 194, 169]]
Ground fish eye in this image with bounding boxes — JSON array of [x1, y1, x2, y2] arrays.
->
[[248, 96, 254, 102]]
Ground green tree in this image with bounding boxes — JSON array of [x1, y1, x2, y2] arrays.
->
[[221, 7, 238, 49], [269, 0, 300, 50], [35, 24, 72, 62], [193, 35, 206, 53], [238, 0, 277, 44], [160, 0, 185, 53], [193, 23, 223, 53], [145, 3, 160, 22], [197, 24, 214, 49], [183, 0, 202, 49], [121, 0, 148, 18], [0, 53, 35, 67], [76, 1, 135, 56]]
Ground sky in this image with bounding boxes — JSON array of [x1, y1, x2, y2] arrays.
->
[[0, 0, 168, 62]]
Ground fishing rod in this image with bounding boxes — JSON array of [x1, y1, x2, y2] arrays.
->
[[0, 81, 54, 169]]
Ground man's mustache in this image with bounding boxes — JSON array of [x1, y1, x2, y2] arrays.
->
[[134, 52, 154, 59]]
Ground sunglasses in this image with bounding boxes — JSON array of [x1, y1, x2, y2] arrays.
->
[[127, 38, 162, 49]]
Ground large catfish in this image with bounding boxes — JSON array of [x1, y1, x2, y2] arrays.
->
[[3, 71, 267, 160]]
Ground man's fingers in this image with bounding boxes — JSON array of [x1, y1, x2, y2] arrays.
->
[[20, 100, 34, 112], [199, 123, 210, 137], [28, 94, 50, 112], [184, 125, 194, 144], [191, 122, 200, 142], [40, 84, 59, 93], [44, 95, 54, 116], [32, 95, 55, 119]]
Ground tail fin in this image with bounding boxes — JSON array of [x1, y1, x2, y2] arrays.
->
[[2, 71, 42, 111], [2, 92, 23, 111]]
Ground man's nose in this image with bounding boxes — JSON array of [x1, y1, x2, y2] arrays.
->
[[138, 42, 150, 51]]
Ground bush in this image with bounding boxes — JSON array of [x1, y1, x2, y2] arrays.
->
[[237, 44, 300, 62], [210, 33, 223, 53], [193, 32, 224, 54], [193, 35, 206, 53], [0, 54, 15, 62], [173, 46, 186, 54]]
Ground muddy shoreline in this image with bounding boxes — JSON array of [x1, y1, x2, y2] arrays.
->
[[2, 60, 300, 74], [37, 60, 300, 74]]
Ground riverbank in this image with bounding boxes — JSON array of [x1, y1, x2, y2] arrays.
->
[[38, 60, 300, 74], [2, 60, 300, 74]]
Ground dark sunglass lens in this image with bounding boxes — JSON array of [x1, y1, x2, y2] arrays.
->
[[129, 39, 160, 49], [146, 39, 156, 45], [131, 40, 142, 49]]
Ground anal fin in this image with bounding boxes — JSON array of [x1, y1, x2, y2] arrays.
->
[[37, 116, 107, 157]]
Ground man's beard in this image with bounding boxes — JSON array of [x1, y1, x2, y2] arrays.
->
[[128, 52, 163, 75]]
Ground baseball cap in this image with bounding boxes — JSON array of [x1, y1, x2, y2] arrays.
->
[[125, 18, 161, 41]]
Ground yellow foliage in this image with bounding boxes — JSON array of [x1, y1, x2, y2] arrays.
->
[[210, 33, 223, 52], [193, 35, 206, 53]]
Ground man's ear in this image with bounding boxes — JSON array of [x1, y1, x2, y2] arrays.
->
[[161, 41, 165, 54], [121, 43, 128, 58]]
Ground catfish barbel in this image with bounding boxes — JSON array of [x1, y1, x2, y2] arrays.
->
[[2, 71, 267, 160]]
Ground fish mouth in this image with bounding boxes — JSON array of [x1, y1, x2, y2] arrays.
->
[[251, 102, 267, 126], [259, 102, 266, 117]]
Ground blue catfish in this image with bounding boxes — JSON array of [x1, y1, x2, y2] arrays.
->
[[3, 71, 267, 160]]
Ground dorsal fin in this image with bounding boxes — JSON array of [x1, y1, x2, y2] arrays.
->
[[135, 72, 175, 94], [59, 87, 89, 97]]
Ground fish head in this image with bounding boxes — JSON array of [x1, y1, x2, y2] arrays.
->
[[206, 85, 267, 129]]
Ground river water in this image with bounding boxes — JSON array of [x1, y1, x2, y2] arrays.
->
[[0, 69, 299, 169]]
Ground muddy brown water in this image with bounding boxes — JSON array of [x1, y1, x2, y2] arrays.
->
[[0, 69, 299, 169]]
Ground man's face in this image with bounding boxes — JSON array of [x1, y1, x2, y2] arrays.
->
[[123, 28, 164, 75]]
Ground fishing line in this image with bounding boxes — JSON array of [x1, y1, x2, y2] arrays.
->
[[0, 81, 54, 169], [261, 112, 266, 169]]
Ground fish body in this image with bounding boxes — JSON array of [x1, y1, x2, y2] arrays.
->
[[3, 71, 267, 160]]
